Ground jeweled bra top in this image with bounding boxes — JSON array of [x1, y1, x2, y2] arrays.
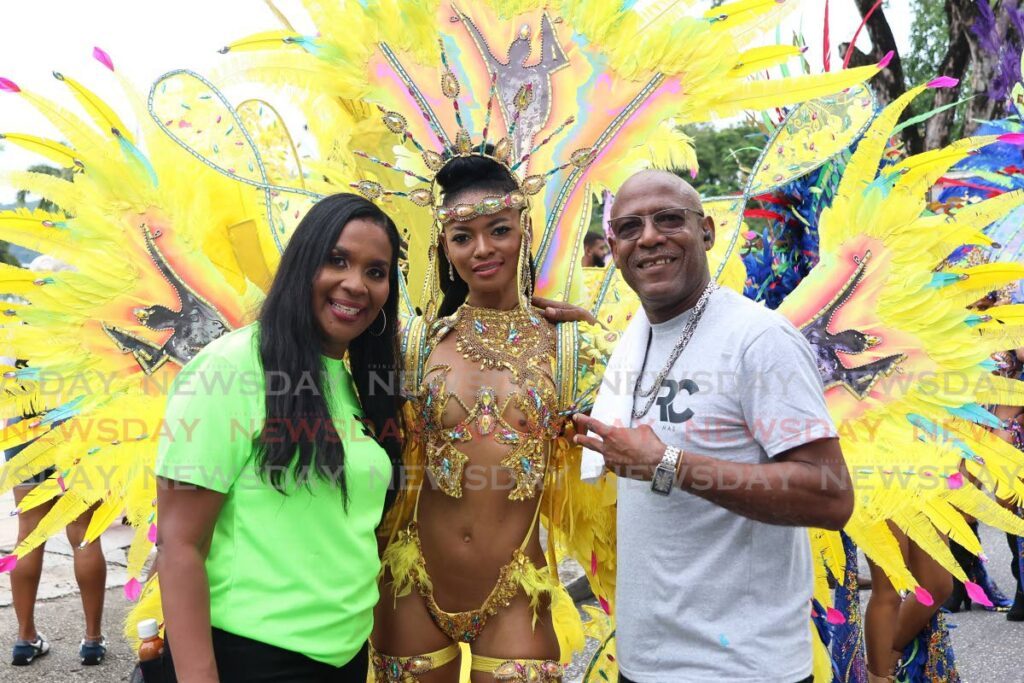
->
[[413, 304, 565, 500]]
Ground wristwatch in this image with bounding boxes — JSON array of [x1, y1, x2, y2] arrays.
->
[[651, 446, 682, 496]]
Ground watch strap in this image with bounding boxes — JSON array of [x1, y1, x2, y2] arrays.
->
[[651, 445, 681, 496]]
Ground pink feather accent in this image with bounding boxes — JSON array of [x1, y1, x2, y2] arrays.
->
[[124, 577, 142, 601], [876, 50, 894, 69], [0, 554, 17, 573], [826, 607, 846, 625], [599, 595, 611, 614], [946, 472, 964, 489], [93, 47, 114, 72], [927, 76, 959, 89], [689, 166, 698, 179], [0, 77, 21, 93], [998, 133, 1024, 146], [965, 581, 994, 607], [147, 524, 158, 543], [57, 476, 66, 493], [914, 586, 934, 606]]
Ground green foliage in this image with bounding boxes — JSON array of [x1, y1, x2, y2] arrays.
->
[[903, 0, 948, 88], [16, 164, 74, 214], [901, 0, 967, 140], [588, 199, 605, 234], [681, 123, 763, 197], [0, 241, 17, 267]]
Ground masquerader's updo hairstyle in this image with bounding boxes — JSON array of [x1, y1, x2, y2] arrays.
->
[[435, 152, 519, 206], [435, 152, 533, 317]]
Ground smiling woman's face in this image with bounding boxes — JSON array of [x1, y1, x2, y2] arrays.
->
[[442, 188, 523, 307], [311, 218, 393, 358]]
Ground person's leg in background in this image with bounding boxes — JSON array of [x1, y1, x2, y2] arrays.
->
[[9, 484, 56, 664], [864, 555, 901, 682], [943, 518, 977, 612], [1007, 530, 1024, 621], [892, 537, 952, 651], [65, 503, 107, 663], [864, 527, 952, 681]]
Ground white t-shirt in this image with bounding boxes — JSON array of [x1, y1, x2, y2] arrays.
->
[[609, 287, 837, 683]]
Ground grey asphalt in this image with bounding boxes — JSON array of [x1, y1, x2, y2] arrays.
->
[[2, 525, 1021, 682], [0, 587, 136, 682], [939, 522, 1024, 682]]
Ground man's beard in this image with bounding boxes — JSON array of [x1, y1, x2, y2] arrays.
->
[[592, 253, 606, 268]]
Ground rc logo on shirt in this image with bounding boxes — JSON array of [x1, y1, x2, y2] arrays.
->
[[655, 378, 698, 424]]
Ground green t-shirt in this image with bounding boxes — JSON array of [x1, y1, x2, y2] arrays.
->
[[155, 324, 391, 667]]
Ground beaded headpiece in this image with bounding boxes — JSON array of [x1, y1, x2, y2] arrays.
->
[[350, 41, 595, 224]]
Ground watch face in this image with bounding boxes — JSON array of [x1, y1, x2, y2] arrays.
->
[[652, 465, 674, 496]]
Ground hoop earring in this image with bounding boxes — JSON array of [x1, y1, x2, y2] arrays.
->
[[369, 310, 387, 337]]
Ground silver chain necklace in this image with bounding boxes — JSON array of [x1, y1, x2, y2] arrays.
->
[[632, 282, 718, 420]]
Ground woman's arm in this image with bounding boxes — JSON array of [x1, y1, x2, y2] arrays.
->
[[156, 477, 227, 683], [987, 404, 1024, 510]]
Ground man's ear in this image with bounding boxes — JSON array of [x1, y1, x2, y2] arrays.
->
[[702, 215, 716, 251], [608, 235, 621, 268]]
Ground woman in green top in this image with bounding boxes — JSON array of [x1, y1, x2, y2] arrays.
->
[[155, 193, 404, 682]]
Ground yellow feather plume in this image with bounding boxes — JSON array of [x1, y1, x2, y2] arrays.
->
[[54, 72, 134, 143], [0, 133, 82, 169], [730, 45, 806, 78], [948, 487, 1024, 535]]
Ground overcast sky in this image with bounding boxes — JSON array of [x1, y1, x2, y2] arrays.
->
[[0, 0, 913, 203]]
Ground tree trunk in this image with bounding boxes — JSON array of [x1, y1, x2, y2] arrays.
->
[[842, 0, 922, 153], [923, 0, 976, 150]]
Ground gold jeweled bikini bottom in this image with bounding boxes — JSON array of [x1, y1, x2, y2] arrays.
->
[[399, 521, 537, 643]]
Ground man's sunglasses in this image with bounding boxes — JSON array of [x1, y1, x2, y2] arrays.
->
[[608, 207, 705, 241]]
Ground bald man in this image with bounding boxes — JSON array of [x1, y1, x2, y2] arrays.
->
[[575, 170, 852, 683]]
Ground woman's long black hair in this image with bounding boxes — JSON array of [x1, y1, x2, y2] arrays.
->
[[257, 193, 404, 512], [435, 154, 536, 318]]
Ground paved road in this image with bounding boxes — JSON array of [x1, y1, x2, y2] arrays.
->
[[1, 522, 1021, 681], [0, 587, 135, 682], [941, 522, 1024, 682]]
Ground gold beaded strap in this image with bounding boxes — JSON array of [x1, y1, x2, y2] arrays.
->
[[554, 321, 578, 412], [401, 315, 430, 397], [470, 654, 563, 682], [370, 641, 460, 682]]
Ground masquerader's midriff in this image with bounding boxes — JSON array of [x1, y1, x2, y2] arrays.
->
[[412, 320, 560, 617], [416, 461, 549, 615]]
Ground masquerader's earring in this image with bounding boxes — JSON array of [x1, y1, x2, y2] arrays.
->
[[448, 259, 455, 282], [369, 310, 387, 337]]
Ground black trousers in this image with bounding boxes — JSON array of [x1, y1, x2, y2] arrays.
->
[[620, 675, 813, 683], [148, 628, 368, 683]]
